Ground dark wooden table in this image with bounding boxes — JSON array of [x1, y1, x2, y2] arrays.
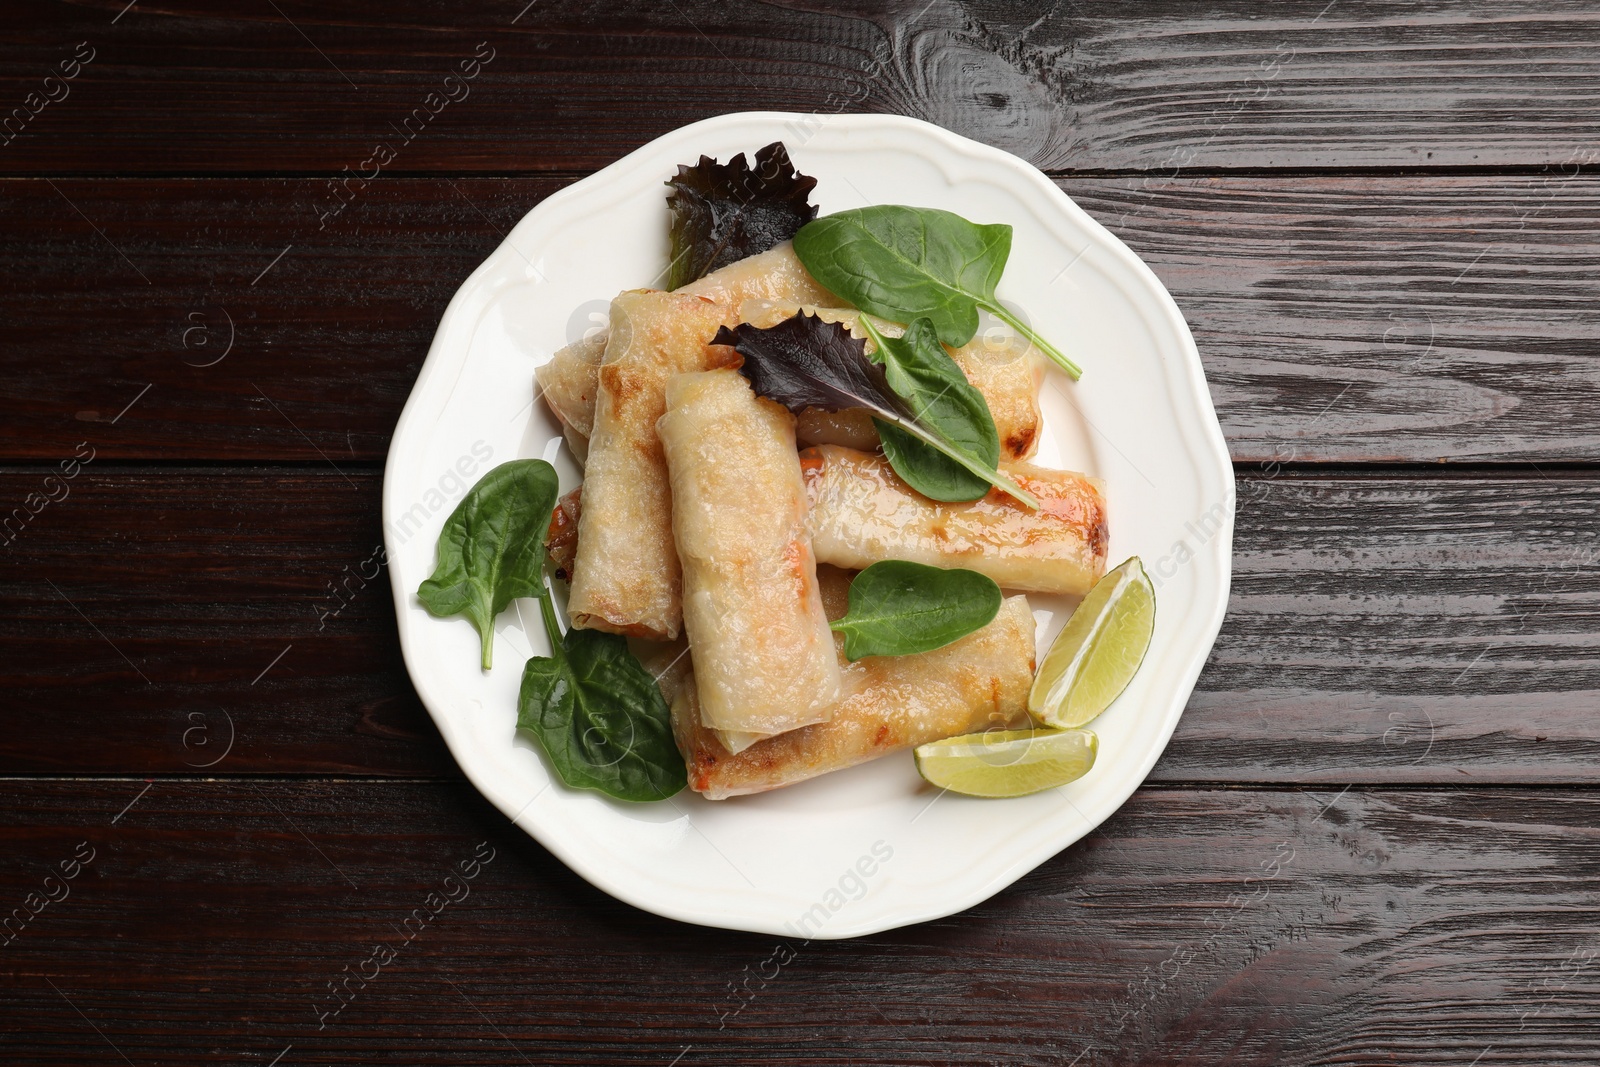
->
[[4, 2, 1599, 1063]]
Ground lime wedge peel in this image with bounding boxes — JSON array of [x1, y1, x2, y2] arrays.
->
[[1029, 556, 1156, 730], [914, 728, 1098, 798]]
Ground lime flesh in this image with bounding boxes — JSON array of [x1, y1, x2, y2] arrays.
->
[[914, 728, 1097, 798], [1029, 556, 1155, 729]]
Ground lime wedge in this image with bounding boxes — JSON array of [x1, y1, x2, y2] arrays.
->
[[1030, 556, 1155, 729], [914, 728, 1097, 797]]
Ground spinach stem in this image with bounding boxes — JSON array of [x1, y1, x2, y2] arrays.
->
[[535, 565, 564, 649], [984, 302, 1082, 380], [894, 416, 1041, 510]]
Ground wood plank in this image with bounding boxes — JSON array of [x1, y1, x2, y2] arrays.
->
[[1, 779, 1597, 1064], [1068, 174, 1600, 463], [1, 468, 1596, 781], [4, 175, 1600, 464], [0, 469, 452, 777], [1152, 468, 1600, 784], [2, 1, 1598, 174], [0, 177, 556, 465]]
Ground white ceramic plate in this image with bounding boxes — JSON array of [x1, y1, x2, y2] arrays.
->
[[384, 112, 1232, 939]]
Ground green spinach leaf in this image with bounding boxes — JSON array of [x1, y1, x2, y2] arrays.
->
[[714, 314, 1038, 509], [519, 580, 686, 802], [417, 459, 560, 670], [418, 458, 684, 800], [863, 316, 998, 503], [793, 205, 1081, 379], [830, 560, 1002, 660]]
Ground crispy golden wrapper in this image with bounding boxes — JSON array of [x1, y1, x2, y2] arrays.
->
[[535, 242, 836, 461], [675, 240, 837, 307], [659, 370, 840, 736], [801, 445, 1109, 596], [536, 333, 605, 464], [673, 585, 1036, 799], [565, 290, 737, 639]]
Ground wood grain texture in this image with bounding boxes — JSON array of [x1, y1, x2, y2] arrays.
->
[[1, 779, 1598, 1065], [4, 175, 1600, 464], [8, 0, 1597, 1055], [0, 177, 552, 465], [2, 468, 1595, 780], [1066, 175, 1600, 463], [2, 1, 1598, 175], [0, 469, 450, 777], [1154, 469, 1600, 784]]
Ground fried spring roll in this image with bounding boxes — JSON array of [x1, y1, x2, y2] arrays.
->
[[802, 445, 1109, 596], [673, 590, 1037, 799], [548, 492, 695, 708], [738, 300, 1045, 461], [658, 370, 840, 736], [535, 243, 836, 459], [712, 563, 851, 753], [565, 290, 738, 639], [676, 241, 838, 306], [536, 333, 605, 464]]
